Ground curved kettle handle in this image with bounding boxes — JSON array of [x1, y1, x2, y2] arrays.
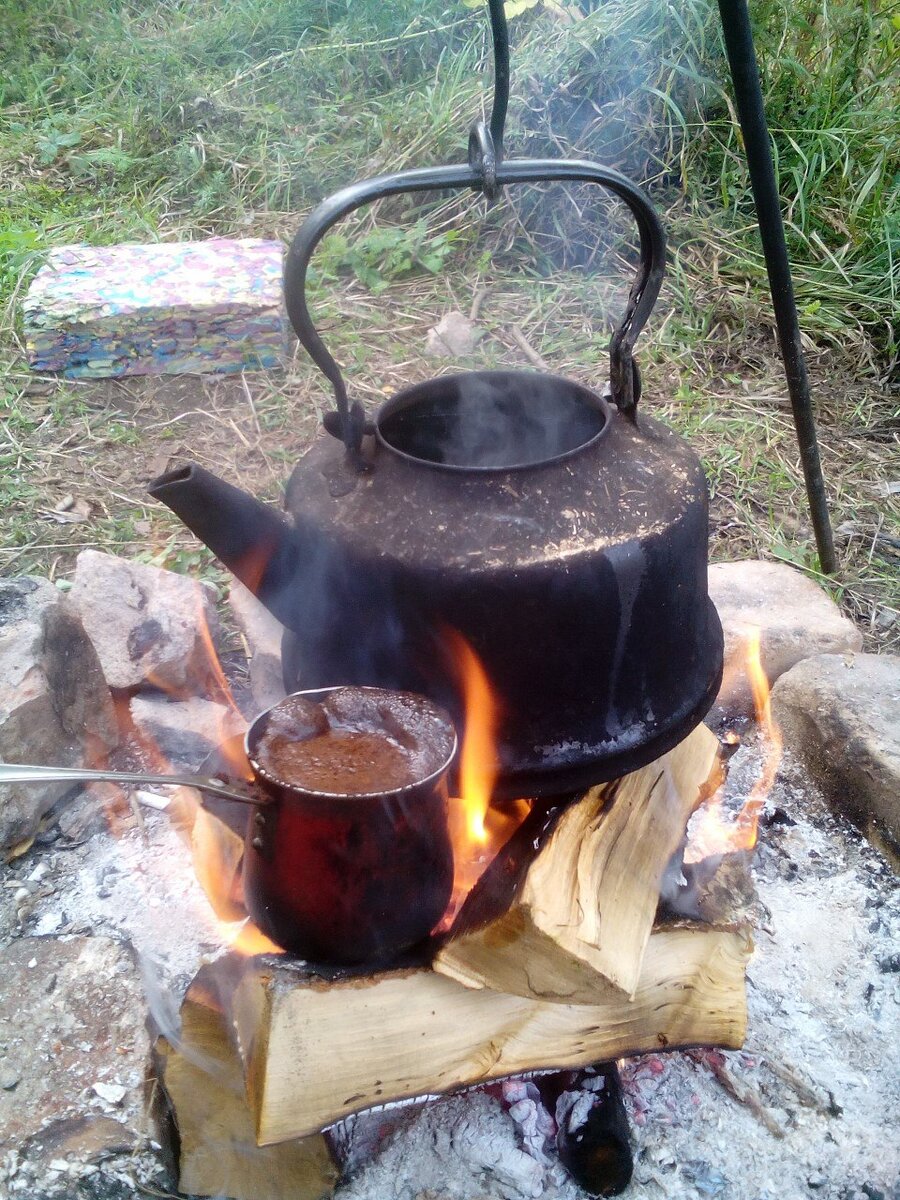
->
[[284, 158, 666, 458]]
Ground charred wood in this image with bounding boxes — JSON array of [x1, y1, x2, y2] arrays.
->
[[538, 1064, 633, 1198]]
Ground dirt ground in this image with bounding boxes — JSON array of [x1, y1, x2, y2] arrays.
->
[[2, 274, 897, 649]]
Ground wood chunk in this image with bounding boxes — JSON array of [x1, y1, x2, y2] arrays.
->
[[435, 723, 720, 1001], [226, 925, 750, 1145], [677, 850, 759, 927], [155, 964, 338, 1200]]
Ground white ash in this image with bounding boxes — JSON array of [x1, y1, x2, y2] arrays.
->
[[620, 746, 899, 1200], [320, 740, 899, 1200], [503, 1079, 557, 1168], [1, 733, 898, 1200], [335, 1091, 581, 1200], [0, 790, 233, 986], [557, 1073, 609, 1140], [0, 795, 240, 1199]]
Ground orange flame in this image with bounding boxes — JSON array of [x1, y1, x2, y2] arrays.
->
[[438, 629, 531, 928], [190, 802, 281, 957], [175, 598, 278, 952], [220, 919, 282, 956], [685, 627, 783, 862], [233, 536, 279, 599], [194, 593, 241, 716], [444, 629, 501, 846], [100, 588, 280, 954]]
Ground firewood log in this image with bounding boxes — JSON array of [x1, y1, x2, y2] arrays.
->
[[221, 922, 750, 1145], [154, 963, 338, 1200], [191, 804, 247, 922], [435, 723, 721, 1001]]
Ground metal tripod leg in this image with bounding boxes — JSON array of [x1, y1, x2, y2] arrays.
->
[[716, 0, 837, 571]]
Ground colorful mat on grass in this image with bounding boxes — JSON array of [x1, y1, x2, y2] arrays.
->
[[24, 238, 286, 378]]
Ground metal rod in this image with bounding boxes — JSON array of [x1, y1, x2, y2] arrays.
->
[[0, 762, 261, 806], [487, 0, 509, 157], [284, 157, 666, 438], [716, 0, 837, 572]]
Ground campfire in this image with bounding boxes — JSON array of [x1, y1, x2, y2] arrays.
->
[[0, 548, 771, 1200], [2, 5, 897, 1200], [2, 544, 897, 1200], [143, 609, 766, 1199]]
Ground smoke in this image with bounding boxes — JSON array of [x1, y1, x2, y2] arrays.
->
[[465, 0, 704, 340], [380, 371, 605, 470], [275, 516, 414, 694], [138, 950, 181, 1043]]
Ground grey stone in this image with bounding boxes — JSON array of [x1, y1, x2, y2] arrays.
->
[[425, 310, 481, 358], [771, 652, 900, 857], [92, 1083, 126, 1106], [709, 560, 862, 716], [226, 580, 286, 712], [69, 550, 221, 692], [0, 578, 118, 852], [129, 694, 244, 771], [0, 1064, 21, 1091], [0, 937, 146, 1161], [55, 784, 119, 843]]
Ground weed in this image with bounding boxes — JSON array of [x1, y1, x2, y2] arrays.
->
[[139, 536, 231, 594], [2, 0, 896, 372], [315, 223, 465, 292]]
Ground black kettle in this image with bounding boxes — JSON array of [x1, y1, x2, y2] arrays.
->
[[149, 2, 723, 798]]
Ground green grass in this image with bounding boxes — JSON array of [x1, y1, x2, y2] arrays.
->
[[1, 0, 897, 365], [0, 0, 897, 640]]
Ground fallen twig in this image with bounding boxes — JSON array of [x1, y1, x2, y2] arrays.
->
[[707, 1058, 786, 1139], [240, 372, 262, 436], [227, 417, 252, 449], [509, 324, 550, 371], [469, 285, 488, 322], [758, 1055, 842, 1117]]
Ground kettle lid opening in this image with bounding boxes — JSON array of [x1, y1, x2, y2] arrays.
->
[[376, 370, 610, 474]]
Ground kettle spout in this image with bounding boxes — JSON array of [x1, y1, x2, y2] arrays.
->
[[149, 463, 303, 630]]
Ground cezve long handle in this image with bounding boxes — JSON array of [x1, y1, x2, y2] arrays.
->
[[0, 762, 260, 806]]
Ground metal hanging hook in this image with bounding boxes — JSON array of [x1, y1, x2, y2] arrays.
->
[[283, 0, 665, 455], [468, 0, 510, 202], [487, 0, 509, 155]]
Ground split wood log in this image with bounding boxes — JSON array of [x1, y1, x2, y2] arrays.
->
[[434, 723, 720, 1001], [155, 963, 338, 1200], [224, 922, 750, 1145]]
